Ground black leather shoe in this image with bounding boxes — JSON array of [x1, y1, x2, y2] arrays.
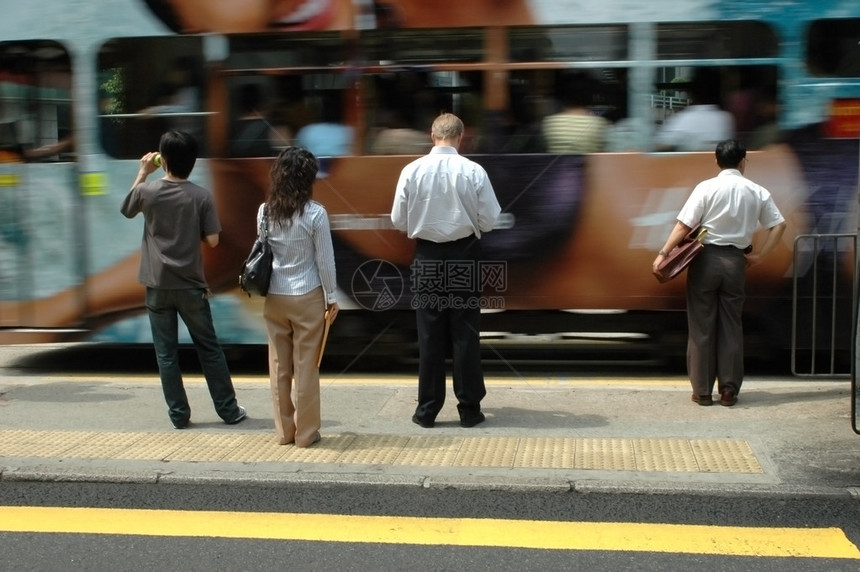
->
[[460, 412, 486, 428], [412, 414, 434, 428], [691, 394, 713, 406], [720, 391, 737, 406]]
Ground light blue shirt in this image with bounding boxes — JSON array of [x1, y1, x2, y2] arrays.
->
[[295, 123, 354, 157], [258, 201, 337, 304], [390, 146, 501, 242]]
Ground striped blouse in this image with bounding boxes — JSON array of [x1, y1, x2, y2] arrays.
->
[[256, 201, 337, 304], [541, 113, 609, 154]]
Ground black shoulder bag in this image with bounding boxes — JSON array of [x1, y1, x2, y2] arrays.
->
[[239, 204, 273, 296]]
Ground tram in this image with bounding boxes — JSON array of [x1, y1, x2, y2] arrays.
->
[[0, 1, 858, 368]]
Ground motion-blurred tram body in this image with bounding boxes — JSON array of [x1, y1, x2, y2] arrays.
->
[[0, 1, 858, 369]]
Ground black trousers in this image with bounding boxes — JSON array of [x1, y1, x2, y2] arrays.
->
[[412, 237, 486, 422], [685, 245, 746, 396]]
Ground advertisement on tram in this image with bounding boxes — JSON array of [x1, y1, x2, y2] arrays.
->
[[0, 1, 858, 372]]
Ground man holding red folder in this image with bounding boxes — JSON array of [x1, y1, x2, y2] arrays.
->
[[653, 140, 785, 407]]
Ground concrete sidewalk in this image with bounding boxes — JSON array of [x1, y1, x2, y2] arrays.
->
[[1, 344, 859, 497]]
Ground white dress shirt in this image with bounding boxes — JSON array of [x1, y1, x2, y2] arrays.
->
[[677, 169, 785, 248], [390, 146, 501, 242], [655, 105, 735, 152]]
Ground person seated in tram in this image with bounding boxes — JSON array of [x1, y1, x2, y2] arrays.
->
[[541, 72, 609, 154], [654, 68, 734, 152]]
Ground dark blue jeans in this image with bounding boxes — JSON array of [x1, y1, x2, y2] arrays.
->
[[145, 287, 240, 426]]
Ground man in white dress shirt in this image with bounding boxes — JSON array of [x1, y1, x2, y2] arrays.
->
[[653, 140, 785, 407], [391, 113, 501, 428]]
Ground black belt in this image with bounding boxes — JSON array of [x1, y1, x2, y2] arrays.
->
[[416, 235, 475, 245], [706, 243, 753, 254]]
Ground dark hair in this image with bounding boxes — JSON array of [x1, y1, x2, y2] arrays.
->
[[158, 130, 198, 179], [560, 72, 595, 108], [689, 68, 721, 105], [715, 139, 746, 169], [267, 146, 319, 224]]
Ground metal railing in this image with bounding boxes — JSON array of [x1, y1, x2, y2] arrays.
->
[[649, 94, 689, 111], [791, 233, 857, 377]]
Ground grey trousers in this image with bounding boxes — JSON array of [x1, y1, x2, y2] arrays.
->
[[685, 246, 746, 396]]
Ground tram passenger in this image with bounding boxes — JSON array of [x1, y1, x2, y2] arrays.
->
[[0, 63, 74, 163], [368, 109, 431, 155], [259, 147, 339, 448], [652, 140, 786, 407], [138, 56, 203, 137], [0, 123, 73, 162], [295, 92, 354, 159], [390, 113, 501, 429], [230, 83, 275, 158], [541, 72, 609, 154], [120, 130, 247, 429], [747, 88, 783, 150], [654, 69, 734, 152], [268, 75, 313, 151]]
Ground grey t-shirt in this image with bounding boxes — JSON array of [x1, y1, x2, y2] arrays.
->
[[121, 178, 221, 289]]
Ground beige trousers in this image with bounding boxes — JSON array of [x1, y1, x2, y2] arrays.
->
[[263, 287, 325, 447]]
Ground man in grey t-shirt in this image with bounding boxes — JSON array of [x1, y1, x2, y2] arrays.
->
[[121, 130, 246, 429]]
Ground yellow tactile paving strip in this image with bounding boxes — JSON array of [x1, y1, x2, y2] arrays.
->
[[0, 430, 763, 473]]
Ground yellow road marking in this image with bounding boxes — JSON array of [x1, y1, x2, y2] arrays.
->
[[0, 507, 857, 558]]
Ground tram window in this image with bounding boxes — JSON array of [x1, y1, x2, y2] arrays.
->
[[0, 40, 73, 162], [491, 68, 628, 154], [657, 22, 777, 60], [225, 71, 356, 158], [291, 77, 354, 158], [365, 70, 483, 154], [361, 29, 484, 64], [225, 33, 347, 68], [97, 36, 205, 159], [225, 78, 278, 157], [652, 65, 779, 151], [806, 19, 860, 77], [509, 25, 628, 62], [217, 34, 355, 157]]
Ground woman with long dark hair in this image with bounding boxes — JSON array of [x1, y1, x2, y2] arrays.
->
[[260, 146, 338, 447]]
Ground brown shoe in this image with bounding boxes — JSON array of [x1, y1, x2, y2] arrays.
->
[[691, 394, 713, 406], [720, 391, 737, 406]]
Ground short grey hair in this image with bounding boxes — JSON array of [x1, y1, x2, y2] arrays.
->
[[431, 113, 464, 140]]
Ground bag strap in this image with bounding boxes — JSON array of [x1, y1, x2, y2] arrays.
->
[[259, 203, 269, 240]]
